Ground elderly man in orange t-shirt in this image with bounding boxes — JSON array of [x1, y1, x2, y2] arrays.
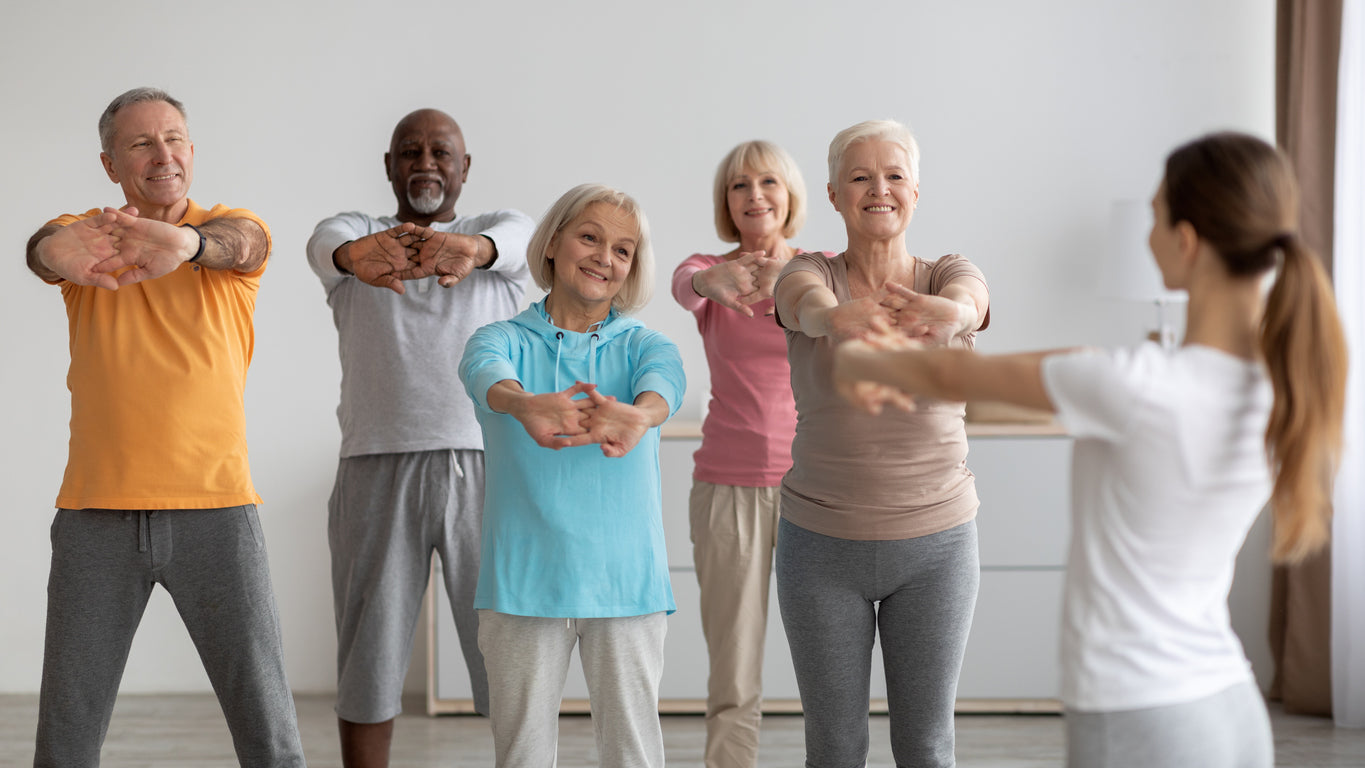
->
[[24, 87, 305, 768]]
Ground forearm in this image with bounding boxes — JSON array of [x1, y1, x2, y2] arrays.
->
[[485, 379, 529, 415], [791, 287, 838, 338], [26, 225, 62, 281], [671, 263, 706, 311], [472, 234, 497, 269], [195, 218, 269, 272], [631, 391, 671, 428], [940, 283, 987, 336], [853, 347, 1058, 411]]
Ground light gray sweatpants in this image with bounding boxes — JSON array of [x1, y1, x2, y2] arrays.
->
[[1066, 680, 1273, 768], [34, 505, 305, 768], [776, 518, 979, 768], [478, 610, 667, 768]]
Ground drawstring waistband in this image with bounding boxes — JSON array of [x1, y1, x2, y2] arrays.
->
[[126, 510, 154, 552]]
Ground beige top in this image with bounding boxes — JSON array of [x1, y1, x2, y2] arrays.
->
[[775, 252, 989, 540]]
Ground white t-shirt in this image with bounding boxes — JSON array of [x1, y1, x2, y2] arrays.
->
[[1041, 342, 1273, 711]]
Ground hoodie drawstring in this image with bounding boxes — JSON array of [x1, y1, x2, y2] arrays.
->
[[588, 333, 600, 385], [553, 332, 565, 391]]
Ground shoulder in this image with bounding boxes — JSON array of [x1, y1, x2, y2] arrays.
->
[[924, 253, 987, 287], [313, 210, 390, 234], [46, 208, 104, 228], [455, 209, 535, 231]]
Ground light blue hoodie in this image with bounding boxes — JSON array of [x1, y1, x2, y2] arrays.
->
[[459, 299, 685, 618]]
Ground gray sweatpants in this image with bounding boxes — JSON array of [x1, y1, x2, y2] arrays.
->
[[1066, 680, 1273, 767], [34, 505, 305, 768], [478, 610, 667, 768], [329, 449, 487, 721], [776, 518, 979, 768]]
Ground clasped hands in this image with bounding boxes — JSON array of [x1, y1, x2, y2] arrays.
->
[[824, 281, 967, 415], [512, 382, 653, 458], [342, 223, 488, 294], [38, 206, 200, 290], [693, 250, 788, 317]]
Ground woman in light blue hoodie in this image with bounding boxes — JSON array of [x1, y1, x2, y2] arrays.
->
[[459, 184, 685, 768]]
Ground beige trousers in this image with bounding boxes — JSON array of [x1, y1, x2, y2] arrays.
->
[[689, 480, 782, 768]]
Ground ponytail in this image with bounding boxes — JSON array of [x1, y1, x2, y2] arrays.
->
[[1260, 237, 1347, 562]]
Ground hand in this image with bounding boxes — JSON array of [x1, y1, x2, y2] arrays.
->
[[412, 230, 490, 287], [823, 295, 897, 343], [87, 206, 201, 287], [749, 250, 790, 311], [879, 281, 968, 347], [341, 224, 425, 294], [509, 382, 599, 449], [693, 250, 786, 317], [833, 321, 919, 415], [35, 211, 123, 290], [581, 386, 652, 458]]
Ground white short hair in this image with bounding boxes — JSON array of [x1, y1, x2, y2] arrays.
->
[[827, 119, 920, 185]]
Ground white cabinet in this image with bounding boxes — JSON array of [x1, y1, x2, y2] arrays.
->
[[430, 427, 1071, 713]]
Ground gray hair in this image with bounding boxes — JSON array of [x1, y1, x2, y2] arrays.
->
[[527, 184, 655, 314], [827, 119, 920, 186], [99, 87, 187, 155]]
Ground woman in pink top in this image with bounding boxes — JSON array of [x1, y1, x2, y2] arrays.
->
[[671, 140, 826, 768]]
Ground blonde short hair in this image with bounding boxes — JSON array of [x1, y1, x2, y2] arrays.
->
[[827, 119, 920, 186], [527, 184, 655, 314], [712, 140, 808, 243]]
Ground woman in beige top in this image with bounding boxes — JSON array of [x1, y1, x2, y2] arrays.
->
[[772, 119, 990, 767]]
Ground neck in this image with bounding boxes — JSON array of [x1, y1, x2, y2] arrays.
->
[[398, 207, 457, 227], [545, 292, 611, 333], [1181, 260, 1264, 360], [137, 198, 190, 224], [734, 232, 792, 260], [844, 231, 912, 286]]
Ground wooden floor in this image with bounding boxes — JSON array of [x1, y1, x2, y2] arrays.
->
[[3, 693, 1364, 767]]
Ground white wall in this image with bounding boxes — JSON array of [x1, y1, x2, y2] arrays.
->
[[0, 0, 1275, 695]]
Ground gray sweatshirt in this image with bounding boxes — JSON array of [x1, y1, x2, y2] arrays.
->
[[307, 209, 534, 457]]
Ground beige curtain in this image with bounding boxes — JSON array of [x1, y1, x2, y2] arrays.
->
[[1269, 0, 1343, 717]]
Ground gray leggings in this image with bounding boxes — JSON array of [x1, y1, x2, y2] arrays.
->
[[776, 518, 979, 768], [1066, 680, 1273, 768]]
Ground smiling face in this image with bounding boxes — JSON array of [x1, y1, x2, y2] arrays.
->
[[547, 202, 638, 314], [385, 109, 469, 224], [828, 138, 918, 241], [99, 100, 194, 221], [726, 167, 790, 243]]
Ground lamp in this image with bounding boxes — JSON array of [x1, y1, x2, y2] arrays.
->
[[1103, 199, 1186, 350]]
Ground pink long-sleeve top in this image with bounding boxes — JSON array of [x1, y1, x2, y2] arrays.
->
[[671, 252, 829, 486]]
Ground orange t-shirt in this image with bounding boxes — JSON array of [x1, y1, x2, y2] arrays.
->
[[49, 200, 270, 510]]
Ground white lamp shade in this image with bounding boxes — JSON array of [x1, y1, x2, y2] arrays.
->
[[1103, 199, 1187, 303]]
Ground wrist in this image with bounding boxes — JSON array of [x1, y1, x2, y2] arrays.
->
[[477, 235, 497, 269], [333, 242, 353, 275], [180, 223, 206, 263]]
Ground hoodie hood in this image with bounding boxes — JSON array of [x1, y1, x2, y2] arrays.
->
[[509, 299, 647, 390]]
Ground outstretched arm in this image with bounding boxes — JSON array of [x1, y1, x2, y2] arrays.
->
[[834, 334, 1060, 414], [91, 208, 270, 286]]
